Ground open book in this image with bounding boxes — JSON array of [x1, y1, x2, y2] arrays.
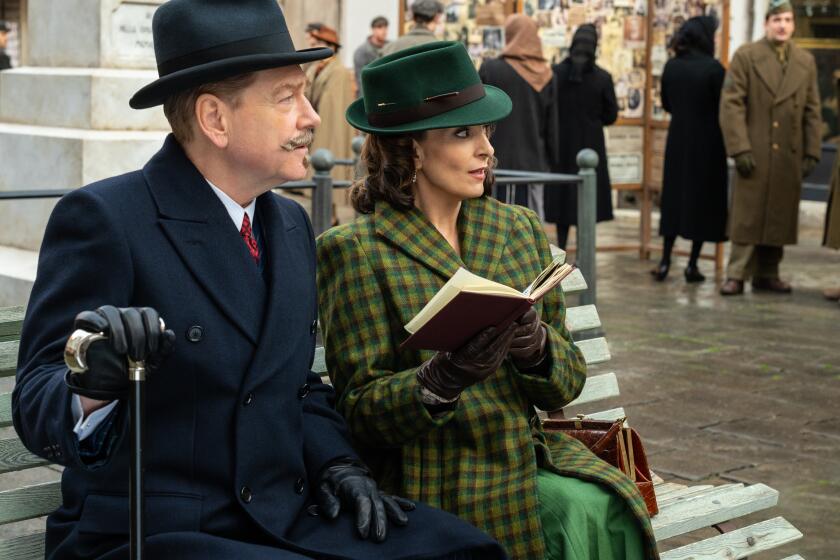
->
[[402, 256, 574, 352]]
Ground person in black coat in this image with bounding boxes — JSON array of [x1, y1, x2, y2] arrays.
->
[[479, 14, 555, 218], [0, 21, 13, 71], [653, 16, 728, 282], [546, 24, 617, 249], [11, 2, 507, 559]]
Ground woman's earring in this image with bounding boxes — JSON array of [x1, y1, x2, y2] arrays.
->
[[411, 171, 417, 183]]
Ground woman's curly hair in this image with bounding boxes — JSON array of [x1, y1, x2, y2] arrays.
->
[[350, 130, 497, 214]]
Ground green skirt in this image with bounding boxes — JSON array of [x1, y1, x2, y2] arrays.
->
[[538, 469, 646, 560]]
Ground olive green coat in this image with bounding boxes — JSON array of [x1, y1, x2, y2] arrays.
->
[[720, 38, 822, 246], [825, 153, 840, 249], [316, 196, 657, 559]]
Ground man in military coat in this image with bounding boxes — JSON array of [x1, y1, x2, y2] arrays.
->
[[12, 1, 505, 558], [719, 0, 822, 295]]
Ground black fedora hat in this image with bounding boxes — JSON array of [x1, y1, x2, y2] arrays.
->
[[130, 0, 333, 110]]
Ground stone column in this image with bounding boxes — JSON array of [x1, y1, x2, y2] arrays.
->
[[0, 0, 169, 305]]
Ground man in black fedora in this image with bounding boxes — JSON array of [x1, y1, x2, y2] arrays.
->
[[12, 1, 505, 558]]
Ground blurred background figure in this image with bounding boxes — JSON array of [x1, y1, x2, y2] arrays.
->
[[823, 74, 840, 306], [0, 21, 12, 71], [479, 14, 555, 219], [653, 16, 728, 283], [304, 22, 326, 48], [381, 0, 443, 56], [546, 24, 617, 250], [305, 24, 356, 216], [353, 16, 389, 98]]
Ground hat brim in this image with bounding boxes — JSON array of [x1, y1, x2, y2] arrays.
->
[[346, 84, 512, 135], [130, 47, 333, 109]]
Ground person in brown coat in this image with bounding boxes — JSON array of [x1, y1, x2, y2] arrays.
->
[[718, 0, 822, 296]]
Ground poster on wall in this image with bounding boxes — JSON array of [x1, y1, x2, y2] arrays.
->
[[605, 126, 644, 183]]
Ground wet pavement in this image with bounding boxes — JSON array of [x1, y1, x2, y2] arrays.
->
[[561, 212, 840, 559]]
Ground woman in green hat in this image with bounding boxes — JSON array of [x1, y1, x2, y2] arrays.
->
[[316, 41, 657, 560]]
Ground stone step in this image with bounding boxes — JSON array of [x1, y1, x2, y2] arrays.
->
[[0, 68, 168, 131], [0, 245, 36, 307]]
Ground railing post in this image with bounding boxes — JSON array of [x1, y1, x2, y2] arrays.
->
[[576, 149, 598, 306], [310, 148, 335, 236]]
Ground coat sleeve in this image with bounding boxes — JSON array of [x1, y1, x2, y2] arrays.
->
[[12, 188, 131, 470], [601, 72, 619, 126], [719, 49, 753, 156], [802, 56, 822, 161], [512, 209, 587, 411], [660, 62, 672, 114], [316, 230, 456, 448]]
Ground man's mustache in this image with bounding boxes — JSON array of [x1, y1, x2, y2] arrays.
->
[[282, 130, 314, 152]]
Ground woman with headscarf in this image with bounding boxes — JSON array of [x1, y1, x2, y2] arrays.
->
[[546, 24, 618, 249], [479, 14, 555, 219], [653, 16, 727, 282]]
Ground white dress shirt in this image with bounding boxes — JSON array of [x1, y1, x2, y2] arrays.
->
[[72, 180, 256, 440]]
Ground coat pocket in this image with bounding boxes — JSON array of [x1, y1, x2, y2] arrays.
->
[[77, 492, 203, 536]]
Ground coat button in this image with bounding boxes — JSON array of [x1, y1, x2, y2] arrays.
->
[[294, 478, 306, 494], [772, 121, 779, 128], [186, 325, 203, 342], [310, 320, 317, 335], [243, 392, 254, 406], [772, 143, 779, 150], [297, 384, 310, 399], [240, 486, 252, 503]]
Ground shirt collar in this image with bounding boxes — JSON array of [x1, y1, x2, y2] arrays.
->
[[205, 179, 257, 231]]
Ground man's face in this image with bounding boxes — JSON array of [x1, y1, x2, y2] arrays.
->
[[306, 32, 320, 48], [224, 66, 320, 187], [371, 24, 388, 44], [0, 31, 7, 50], [765, 11, 795, 43]]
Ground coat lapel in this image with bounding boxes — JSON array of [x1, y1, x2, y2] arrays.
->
[[144, 136, 267, 345], [774, 44, 808, 104], [752, 39, 783, 97]]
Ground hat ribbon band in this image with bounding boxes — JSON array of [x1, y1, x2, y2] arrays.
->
[[367, 83, 485, 128], [157, 31, 296, 77]]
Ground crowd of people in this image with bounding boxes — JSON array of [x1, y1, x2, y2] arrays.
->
[[9, 1, 839, 560]]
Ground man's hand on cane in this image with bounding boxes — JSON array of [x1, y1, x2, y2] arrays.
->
[[65, 305, 175, 406]]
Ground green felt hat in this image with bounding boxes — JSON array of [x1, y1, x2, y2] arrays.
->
[[346, 41, 512, 135]]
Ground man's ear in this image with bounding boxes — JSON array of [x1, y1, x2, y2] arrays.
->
[[194, 94, 230, 149]]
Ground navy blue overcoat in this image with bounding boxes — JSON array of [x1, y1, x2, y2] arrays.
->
[[12, 136, 506, 560]]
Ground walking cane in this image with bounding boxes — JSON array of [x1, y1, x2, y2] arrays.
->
[[65, 324, 160, 560]]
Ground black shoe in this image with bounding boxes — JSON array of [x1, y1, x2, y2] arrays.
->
[[684, 265, 706, 283], [650, 262, 670, 282]]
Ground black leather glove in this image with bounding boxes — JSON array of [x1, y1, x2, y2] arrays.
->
[[65, 305, 175, 401], [416, 323, 518, 401], [802, 156, 819, 178], [509, 308, 548, 370], [734, 152, 756, 178], [316, 459, 415, 542]]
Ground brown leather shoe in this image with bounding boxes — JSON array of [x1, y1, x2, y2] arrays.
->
[[823, 288, 840, 301], [752, 277, 792, 293], [719, 278, 744, 295]]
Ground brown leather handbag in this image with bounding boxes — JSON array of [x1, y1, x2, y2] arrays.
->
[[542, 415, 659, 516]]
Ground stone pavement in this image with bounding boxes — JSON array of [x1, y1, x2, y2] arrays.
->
[[567, 213, 840, 559]]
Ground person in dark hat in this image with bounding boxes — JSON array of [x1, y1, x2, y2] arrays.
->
[[317, 41, 657, 560], [718, 0, 822, 295], [652, 16, 728, 283], [546, 24, 618, 249], [12, 2, 506, 558], [381, 0, 443, 56], [0, 21, 12, 71]]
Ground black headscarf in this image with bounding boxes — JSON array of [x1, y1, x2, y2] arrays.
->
[[673, 16, 717, 57], [568, 24, 597, 83]]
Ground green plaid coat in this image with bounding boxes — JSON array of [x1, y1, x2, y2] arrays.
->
[[317, 196, 658, 559]]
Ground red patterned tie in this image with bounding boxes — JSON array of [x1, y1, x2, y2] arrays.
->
[[240, 213, 260, 264]]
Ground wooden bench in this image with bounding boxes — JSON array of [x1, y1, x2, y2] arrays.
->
[[0, 255, 804, 559]]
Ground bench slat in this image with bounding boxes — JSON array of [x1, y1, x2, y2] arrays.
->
[[565, 305, 601, 334], [0, 437, 49, 474], [0, 307, 24, 343], [660, 516, 802, 559], [0, 392, 11, 428], [0, 532, 45, 560], [653, 482, 690, 499], [652, 483, 779, 541], [656, 484, 744, 509], [779, 555, 805, 560], [560, 268, 587, 295], [577, 337, 610, 365], [0, 481, 62, 524], [584, 407, 626, 422], [566, 372, 619, 408], [1, 340, 18, 378]]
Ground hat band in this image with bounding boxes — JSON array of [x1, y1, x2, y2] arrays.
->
[[157, 31, 296, 77], [367, 83, 485, 128]]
